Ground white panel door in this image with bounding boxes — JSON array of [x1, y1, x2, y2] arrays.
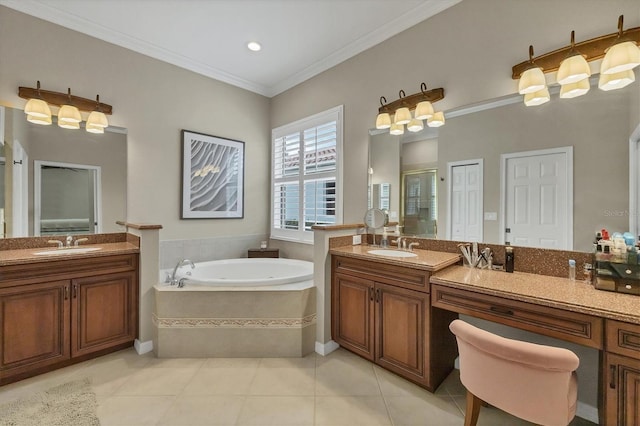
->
[[450, 163, 482, 242], [505, 151, 569, 249]]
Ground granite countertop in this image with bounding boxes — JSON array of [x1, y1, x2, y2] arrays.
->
[[431, 265, 640, 325], [0, 242, 140, 266], [330, 244, 461, 272]]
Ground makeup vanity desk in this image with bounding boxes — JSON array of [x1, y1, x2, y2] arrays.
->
[[430, 265, 640, 426]]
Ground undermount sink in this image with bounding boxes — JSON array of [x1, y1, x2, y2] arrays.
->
[[33, 247, 102, 256], [367, 249, 418, 258]]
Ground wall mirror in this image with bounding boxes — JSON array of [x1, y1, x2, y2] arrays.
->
[[0, 106, 127, 238], [369, 80, 640, 252]]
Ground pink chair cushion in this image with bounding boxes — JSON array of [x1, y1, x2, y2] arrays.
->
[[450, 319, 579, 426]]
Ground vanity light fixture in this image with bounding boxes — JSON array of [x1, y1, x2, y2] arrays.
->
[[601, 16, 640, 75], [375, 83, 445, 134], [24, 81, 52, 124], [58, 89, 82, 129], [86, 95, 109, 130], [426, 111, 445, 128], [18, 83, 113, 133], [518, 46, 547, 94], [512, 15, 640, 105]]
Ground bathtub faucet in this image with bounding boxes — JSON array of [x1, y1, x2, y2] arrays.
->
[[170, 259, 195, 286]]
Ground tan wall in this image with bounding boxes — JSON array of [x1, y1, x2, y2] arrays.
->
[[270, 0, 640, 226], [0, 7, 270, 240], [370, 132, 400, 216]]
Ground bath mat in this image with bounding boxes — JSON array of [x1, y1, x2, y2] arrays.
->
[[0, 378, 100, 426]]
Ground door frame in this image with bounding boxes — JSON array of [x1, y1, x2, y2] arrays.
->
[[629, 123, 640, 238], [499, 146, 573, 248], [446, 159, 484, 241]]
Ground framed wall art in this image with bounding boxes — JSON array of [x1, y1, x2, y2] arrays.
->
[[181, 130, 244, 219]]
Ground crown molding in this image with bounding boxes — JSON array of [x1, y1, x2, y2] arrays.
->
[[1, 0, 461, 98]]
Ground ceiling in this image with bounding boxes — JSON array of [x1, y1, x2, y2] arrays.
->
[[1, 0, 461, 97]]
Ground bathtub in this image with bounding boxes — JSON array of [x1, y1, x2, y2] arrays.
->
[[153, 258, 316, 358], [159, 258, 313, 289]]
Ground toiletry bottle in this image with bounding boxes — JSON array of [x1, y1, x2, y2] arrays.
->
[[381, 229, 389, 248], [568, 259, 576, 282], [583, 263, 593, 284], [505, 246, 514, 273]]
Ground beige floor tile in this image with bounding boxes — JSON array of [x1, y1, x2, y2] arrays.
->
[[248, 367, 315, 395], [89, 347, 153, 369], [114, 367, 198, 396], [236, 396, 314, 425], [373, 365, 433, 398], [315, 348, 372, 369], [316, 356, 381, 396], [158, 395, 244, 425], [202, 358, 261, 368], [87, 366, 140, 397], [182, 367, 257, 395], [385, 394, 465, 426], [0, 365, 85, 404], [315, 396, 392, 425], [146, 357, 206, 369], [97, 395, 174, 425], [439, 368, 467, 396], [259, 353, 316, 369]]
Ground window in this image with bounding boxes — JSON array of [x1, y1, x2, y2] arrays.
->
[[271, 106, 343, 243]]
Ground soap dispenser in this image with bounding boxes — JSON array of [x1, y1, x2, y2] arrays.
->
[[505, 246, 514, 273]]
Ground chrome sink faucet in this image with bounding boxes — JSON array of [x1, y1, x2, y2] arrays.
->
[[391, 236, 404, 249], [170, 259, 195, 285], [48, 239, 64, 248], [66, 235, 73, 247]]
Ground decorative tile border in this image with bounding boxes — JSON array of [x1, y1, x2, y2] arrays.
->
[[153, 313, 316, 329]]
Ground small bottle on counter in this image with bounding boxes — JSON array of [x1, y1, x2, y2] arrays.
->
[[583, 263, 593, 284], [505, 246, 514, 273], [568, 259, 576, 282]]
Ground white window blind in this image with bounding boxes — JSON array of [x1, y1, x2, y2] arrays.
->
[[271, 106, 343, 243]]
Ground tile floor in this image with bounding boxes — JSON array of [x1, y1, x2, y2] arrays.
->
[[0, 348, 596, 426]]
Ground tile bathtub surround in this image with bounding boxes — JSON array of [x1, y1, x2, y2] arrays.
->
[[159, 234, 269, 269], [0, 347, 596, 426], [332, 235, 595, 279], [0, 232, 132, 251]]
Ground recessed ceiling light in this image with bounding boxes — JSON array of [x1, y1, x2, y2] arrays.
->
[[247, 42, 261, 52]]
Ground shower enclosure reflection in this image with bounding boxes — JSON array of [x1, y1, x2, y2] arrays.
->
[[402, 169, 437, 237]]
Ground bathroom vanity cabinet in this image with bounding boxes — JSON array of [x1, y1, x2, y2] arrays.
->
[[331, 255, 457, 390], [0, 253, 138, 385], [603, 320, 640, 426]]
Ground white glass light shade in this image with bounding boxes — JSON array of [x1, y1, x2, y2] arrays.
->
[[375, 112, 391, 129], [559, 78, 590, 99], [407, 118, 424, 133], [426, 111, 445, 128], [518, 67, 546, 94], [601, 41, 640, 75], [58, 104, 81, 123], [58, 118, 80, 130], [87, 110, 109, 128], [24, 98, 51, 118], [414, 101, 434, 120], [557, 54, 591, 85], [86, 123, 105, 134], [394, 107, 411, 125], [27, 114, 52, 125], [389, 123, 404, 135], [598, 69, 636, 91], [523, 87, 550, 106]]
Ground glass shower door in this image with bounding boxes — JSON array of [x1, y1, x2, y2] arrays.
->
[[401, 169, 437, 237]]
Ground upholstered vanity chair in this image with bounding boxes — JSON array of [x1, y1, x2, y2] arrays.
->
[[449, 319, 579, 426]]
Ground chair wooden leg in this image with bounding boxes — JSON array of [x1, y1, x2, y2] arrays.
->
[[464, 390, 482, 426]]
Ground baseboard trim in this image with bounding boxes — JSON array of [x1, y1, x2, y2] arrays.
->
[[315, 340, 339, 356], [134, 339, 154, 355], [576, 401, 598, 424]]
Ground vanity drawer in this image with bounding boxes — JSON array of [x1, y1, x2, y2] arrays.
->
[[0, 254, 138, 286], [431, 284, 604, 349], [606, 320, 640, 360], [333, 255, 430, 293]]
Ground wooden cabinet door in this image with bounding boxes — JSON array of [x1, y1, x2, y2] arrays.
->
[[605, 352, 640, 426], [375, 282, 429, 386], [0, 281, 70, 381], [332, 273, 375, 361], [71, 271, 137, 357]]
